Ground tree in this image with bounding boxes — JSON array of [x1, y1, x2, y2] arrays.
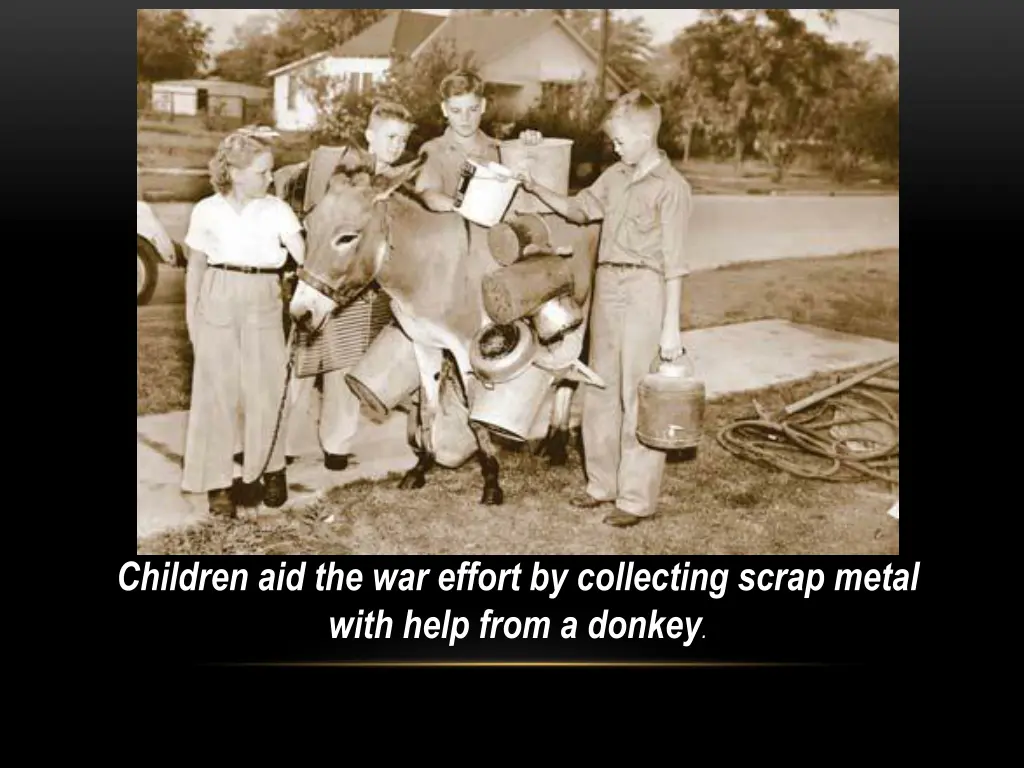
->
[[817, 45, 899, 180], [137, 9, 211, 82], [273, 9, 390, 62], [211, 13, 280, 86], [666, 9, 842, 177]]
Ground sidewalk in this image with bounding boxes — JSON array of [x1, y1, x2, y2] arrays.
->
[[137, 319, 899, 541]]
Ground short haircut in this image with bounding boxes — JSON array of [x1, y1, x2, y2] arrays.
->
[[369, 100, 415, 130], [438, 69, 485, 101], [603, 89, 662, 137]]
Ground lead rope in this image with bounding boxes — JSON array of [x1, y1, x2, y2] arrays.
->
[[256, 324, 299, 483]]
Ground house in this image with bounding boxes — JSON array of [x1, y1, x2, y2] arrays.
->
[[149, 78, 272, 125], [267, 10, 628, 132]]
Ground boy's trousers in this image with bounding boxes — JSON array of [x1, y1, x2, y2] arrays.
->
[[581, 265, 667, 517]]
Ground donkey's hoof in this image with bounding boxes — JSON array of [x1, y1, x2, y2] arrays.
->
[[481, 485, 504, 506], [399, 471, 426, 490], [547, 447, 568, 467]]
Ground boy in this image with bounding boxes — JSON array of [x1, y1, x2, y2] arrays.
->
[[415, 70, 501, 212], [516, 90, 693, 528], [285, 101, 416, 471]]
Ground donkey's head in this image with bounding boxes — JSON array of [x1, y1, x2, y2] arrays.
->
[[289, 150, 423, 333]]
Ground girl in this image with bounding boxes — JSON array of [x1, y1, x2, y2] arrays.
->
[[181, 127, 305, 518]]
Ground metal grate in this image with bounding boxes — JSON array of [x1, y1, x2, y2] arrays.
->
[[294, 291, 394, 378]]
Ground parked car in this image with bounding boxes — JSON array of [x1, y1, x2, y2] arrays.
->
[[137, 199, 186, 305]]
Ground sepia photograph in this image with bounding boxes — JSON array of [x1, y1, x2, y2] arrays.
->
[[136, 8, 900, 557]]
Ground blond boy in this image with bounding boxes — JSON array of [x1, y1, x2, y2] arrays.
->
[[518, 90, 693, 527]]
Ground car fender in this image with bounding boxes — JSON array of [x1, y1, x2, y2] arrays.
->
[[137, 201, 178, 265]]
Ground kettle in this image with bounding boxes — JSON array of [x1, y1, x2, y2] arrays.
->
[[636, 350, 706, 452]]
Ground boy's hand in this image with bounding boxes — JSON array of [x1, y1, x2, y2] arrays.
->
[[515, 166, 536, 191], [519, 130, 543, 145], [659, 327, 684, 362]]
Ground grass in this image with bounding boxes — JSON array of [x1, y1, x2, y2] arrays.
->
[[136, 248, 899, 555]]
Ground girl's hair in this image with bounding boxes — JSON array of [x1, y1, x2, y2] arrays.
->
[[208, 129, 275, 194]]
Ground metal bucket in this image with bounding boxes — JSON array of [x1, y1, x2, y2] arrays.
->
[[344, 324, 420, 423], [499, 138, 573, 216], [470, 363, 556, 443], [453, 160, 521, 228]]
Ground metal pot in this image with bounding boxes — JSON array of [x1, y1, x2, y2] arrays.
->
[[529, 295, 584, 345], [470, 320, 537, 385]]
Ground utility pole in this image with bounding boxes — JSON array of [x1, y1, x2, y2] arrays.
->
[[598, 8, 610, 104]]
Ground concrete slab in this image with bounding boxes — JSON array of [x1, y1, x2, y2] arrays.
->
[[137, 408, 418, 540], [682, 319, 899, 399], [137, 319, 898, 540]]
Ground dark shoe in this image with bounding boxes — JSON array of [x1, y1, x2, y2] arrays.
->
[[208, 488, 237, 518], [230, 478, 264, 507], [570, 494, 613, 509], [286, 455, 297, 466], [263, 469, 288, 508], [324, 453, 349, 471], [603, 510, 642, 528]]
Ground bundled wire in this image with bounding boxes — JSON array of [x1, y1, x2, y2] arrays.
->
[[716, 373, 898, 486]]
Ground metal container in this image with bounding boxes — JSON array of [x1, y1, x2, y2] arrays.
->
[[470, 363, 557, 443], [344, 323, 420, 423], [499, 138, 573, 216], [529, 295, 584, 345], [636, 355, 706, 451], [469, 320, 537, 385]]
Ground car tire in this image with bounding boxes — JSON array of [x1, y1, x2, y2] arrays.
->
[[137, 235, 160, 306]]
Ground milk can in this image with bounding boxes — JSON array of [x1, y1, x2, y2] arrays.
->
[[636, 351, 706, 452]]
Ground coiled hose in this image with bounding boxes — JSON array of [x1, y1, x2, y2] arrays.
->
[[716, 377, 898, 486]]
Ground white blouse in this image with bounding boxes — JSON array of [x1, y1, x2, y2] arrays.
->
[[185, 193, 304, 269]]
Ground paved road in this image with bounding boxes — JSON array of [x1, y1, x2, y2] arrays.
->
[[145, 194, 899, 308]]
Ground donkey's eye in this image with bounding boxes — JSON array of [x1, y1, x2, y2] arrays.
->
[[331, 232, 359, 248]]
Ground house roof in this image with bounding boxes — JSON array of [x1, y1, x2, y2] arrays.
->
[[267, 10, 628, 91], [413, 10, 629, 90], [335, 9, 445, 57], [267, 10, 445, 76]]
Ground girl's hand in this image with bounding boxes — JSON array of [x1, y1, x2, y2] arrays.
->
[[519, 129, 544, 146]]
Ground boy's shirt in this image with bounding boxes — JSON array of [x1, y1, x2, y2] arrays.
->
[[573, 149, 693, 280], [416, 126, 501, 199]]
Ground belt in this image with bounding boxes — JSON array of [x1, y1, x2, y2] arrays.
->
[[599, 262, 659, 273], [207, 263, 283, 275]]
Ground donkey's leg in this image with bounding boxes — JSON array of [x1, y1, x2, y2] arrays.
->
[[469, 422, 504, 506], [540, 383, 575, 467], [398, 344, 445, 491], [399, 391, 434, 490]]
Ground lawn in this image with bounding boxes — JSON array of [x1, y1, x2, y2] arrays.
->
[[136, 248, 899, 556]]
